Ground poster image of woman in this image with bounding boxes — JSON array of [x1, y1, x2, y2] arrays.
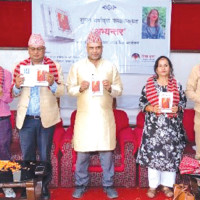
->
[[142, 8, 165, 39]]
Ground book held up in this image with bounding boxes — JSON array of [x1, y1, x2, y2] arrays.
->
[[89, 74, 103, 96], [20, 65, 49, 87], [159, 92, 173, 113]]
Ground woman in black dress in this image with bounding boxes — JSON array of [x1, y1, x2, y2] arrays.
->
[[137, 56, 187, 198]]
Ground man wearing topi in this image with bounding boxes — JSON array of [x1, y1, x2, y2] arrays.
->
[[12, 34, 65, 199], [67, 31, 123, 199]]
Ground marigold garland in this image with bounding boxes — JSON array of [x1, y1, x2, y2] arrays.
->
[[0, 160, 21, 172]]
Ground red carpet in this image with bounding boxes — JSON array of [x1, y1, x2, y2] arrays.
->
[[0, 187, 173, 200], [49, 187, 173, 200]]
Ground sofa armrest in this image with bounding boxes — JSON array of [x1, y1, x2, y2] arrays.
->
[[131, 127, 143, 154], [117, 127, 138, 155]]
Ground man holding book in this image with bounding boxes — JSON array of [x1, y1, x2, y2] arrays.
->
[[12, 34, 65, 199], [67, 31, 123, 199]]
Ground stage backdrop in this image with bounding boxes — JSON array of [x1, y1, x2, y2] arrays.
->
[[32, 0, 171, 74]]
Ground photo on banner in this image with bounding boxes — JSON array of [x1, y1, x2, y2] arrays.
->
[[32, 0, 171, 74], [142, 7, 166, 39]]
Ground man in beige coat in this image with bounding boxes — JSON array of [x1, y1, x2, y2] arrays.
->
[[12, 34, 65, 199], [67, 32, 123, 199], [186, 64, 200, 160]]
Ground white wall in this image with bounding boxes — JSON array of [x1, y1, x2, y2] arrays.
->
[[0, 50, 199, 125]]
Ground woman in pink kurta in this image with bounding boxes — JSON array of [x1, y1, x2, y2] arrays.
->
[[0, 66, 16, 198]]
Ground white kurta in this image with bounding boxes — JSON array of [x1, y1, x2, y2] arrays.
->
[[67, 58, 123, 152]]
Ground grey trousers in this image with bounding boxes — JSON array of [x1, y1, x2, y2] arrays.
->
[[75, 151, 114, 187]]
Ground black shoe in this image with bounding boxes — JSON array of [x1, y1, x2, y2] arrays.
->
[[42, 185, 50, 200]]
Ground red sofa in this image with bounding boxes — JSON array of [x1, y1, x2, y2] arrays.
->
[[10, 111, 65, 188], [59, 109, 137, 187], [133, 109, 196, 187]]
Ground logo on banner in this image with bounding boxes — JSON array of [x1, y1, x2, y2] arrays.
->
[[102, 5, 117, 10], [132, 53, 140, 61], [141, 54, 156, 62]]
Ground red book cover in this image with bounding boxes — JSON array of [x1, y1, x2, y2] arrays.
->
[[161, 97, 170, 109], [92, 81, 100, 92], [57, 12, 70, 31], [37, 70, 46, 82]]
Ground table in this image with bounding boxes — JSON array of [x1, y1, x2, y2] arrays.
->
[[0, 161, 49, 200]]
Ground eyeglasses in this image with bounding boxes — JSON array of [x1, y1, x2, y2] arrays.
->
[[29, 47, 45, 52]]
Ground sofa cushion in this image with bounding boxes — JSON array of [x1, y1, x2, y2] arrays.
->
[[69, 109, 129, 138], [71, 143, 123, 173], [65, 109, 135, 173]]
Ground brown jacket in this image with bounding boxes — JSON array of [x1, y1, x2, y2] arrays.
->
[[14, 62, 65, 129]]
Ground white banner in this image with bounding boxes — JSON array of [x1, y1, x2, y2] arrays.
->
[[32, 0, 171, 74]]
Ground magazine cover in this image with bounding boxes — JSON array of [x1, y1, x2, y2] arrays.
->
[[159, 92, 173, 113]]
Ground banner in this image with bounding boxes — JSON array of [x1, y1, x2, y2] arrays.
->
[[32, 0, 171, 74]]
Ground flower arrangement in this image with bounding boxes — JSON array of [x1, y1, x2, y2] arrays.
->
[[0, 161, 21, 172]]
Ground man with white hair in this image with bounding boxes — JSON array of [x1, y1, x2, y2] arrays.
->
[[12, 33, 65, 199], [67, 31, 123, 199]]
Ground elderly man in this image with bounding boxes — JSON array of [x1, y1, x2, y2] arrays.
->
[[186, 64, 200, 160], [0, 66, 16, 198], [67, 32, 123, 199], [12, 34, 65, 199]]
